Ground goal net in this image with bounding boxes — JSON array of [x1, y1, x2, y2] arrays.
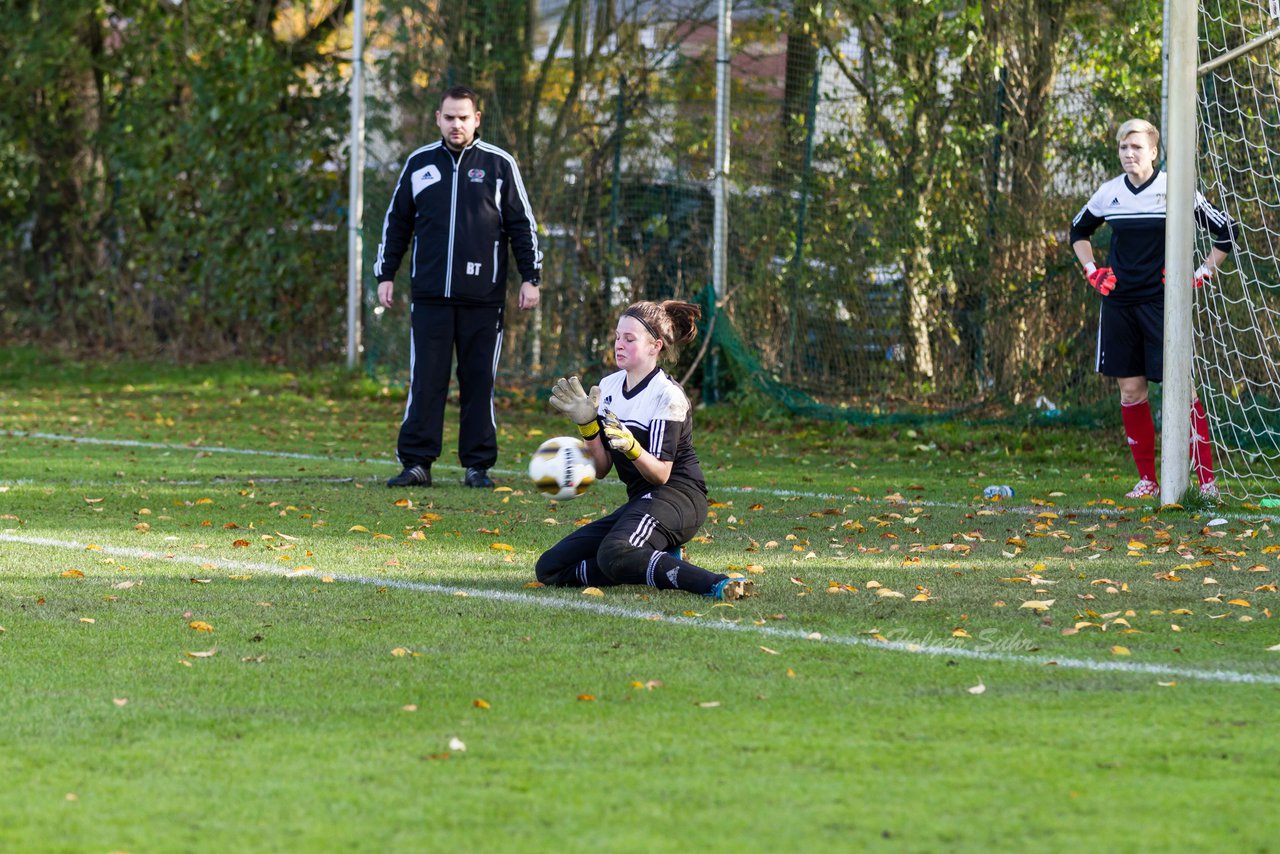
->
[[1195, 0, 1280, 501]]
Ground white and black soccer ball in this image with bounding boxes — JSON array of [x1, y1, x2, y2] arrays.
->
[[528, 436, 595, 501]]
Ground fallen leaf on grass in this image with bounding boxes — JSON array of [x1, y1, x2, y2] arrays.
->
[[473, 698, 491, 709], [232, 539, 250, 548], [112, 698, 128, 707], [348, 525, 370, 533], [188, 621, 215, 633], [1019, 599, 1055, 612], [582, 587, 604, 597], [79, 618, 95, 624], [490, 543, 514, 551], [1157, 681, 1177, 687], [577, 694, 596, 702], [185, 647, 217, 658], [967, 679, 986, 695], [448, 737, 467, 752], [697, 701, 721, 708], [524, 581, 545, 589], [1110, 646, 1131, 655], [760, 646, 780, 655], [60, 569, 85, 578]]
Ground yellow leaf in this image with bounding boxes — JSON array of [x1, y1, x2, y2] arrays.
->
[[348, 525, 369, 533], [786, 668, 796, 678], [951, 628, 970, 638], [195, 498, 214, 505], [391, 647, 410, 657], [473, 698, 491, 709], [490, 543, 514, 551], [185, 647, 217, 658], [112, 698, 127, 707], [1110, 646, 1131, 655], [910, 593, 931, 602], [582, 587, 604, 597], [393, 498, 412, 508], [524, 581, 546, 588], [188, 621, 214, 633], [759, 646, 780, 655], [321, 576, 334, 583], [1227, 598, 1251, 607], [1019, 599, 1055, 612], [577, 694, 596, 702], [1170, 608, 1194, 615], [60, 569, 85, 578], [79, 617, 95, 624]]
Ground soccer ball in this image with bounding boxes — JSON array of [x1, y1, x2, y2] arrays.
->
[[528, 436, 595, 501]]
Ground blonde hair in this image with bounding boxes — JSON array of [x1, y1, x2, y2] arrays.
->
[[1116, 118, 1160, 150]]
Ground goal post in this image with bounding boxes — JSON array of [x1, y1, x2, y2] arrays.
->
[[1161, 0, 1197, 505]]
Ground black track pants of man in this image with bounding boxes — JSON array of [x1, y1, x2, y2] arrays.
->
[[397, 302, 503, 470]]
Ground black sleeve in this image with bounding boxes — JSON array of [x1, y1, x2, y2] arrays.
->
[[1195, 196, 1237, 253], [373, 158, 417, 283], [499, 156, 542, 282], [1068, 204, 1105, 245]]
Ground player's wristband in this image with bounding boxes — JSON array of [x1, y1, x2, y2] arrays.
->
[[621, 441, 642, 461], [577, 420, 600, 440]]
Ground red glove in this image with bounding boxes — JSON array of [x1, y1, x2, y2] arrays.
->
[[1194, 264, 1212, 289], [1086, 266, 1116, 296], [1161, 266, 1213, 289]]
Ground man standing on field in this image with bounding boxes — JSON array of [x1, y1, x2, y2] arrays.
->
[[1069, 118, 1235, 501], [375, 85, 542, 489]]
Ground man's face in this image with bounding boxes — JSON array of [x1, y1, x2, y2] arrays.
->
[[437, 97, 480, 152]]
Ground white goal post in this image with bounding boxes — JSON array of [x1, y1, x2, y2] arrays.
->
[[1162, 0, 1197, 505]]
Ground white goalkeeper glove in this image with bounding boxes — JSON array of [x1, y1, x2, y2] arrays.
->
[[549, 377, 602, 440]]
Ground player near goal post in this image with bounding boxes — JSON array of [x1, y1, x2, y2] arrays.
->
[[1070, 118, 1236, 501]]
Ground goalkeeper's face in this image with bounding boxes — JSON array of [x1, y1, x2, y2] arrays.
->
[[1118, 133, 1157, 182], [614, 316, 661, 373]]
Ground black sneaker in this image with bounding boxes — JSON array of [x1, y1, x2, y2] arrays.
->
[[464, 466, 495, 488], [387, 464, 431, 488]]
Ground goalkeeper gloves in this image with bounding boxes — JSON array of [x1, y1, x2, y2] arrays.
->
[[1086, 266, 1116, 296], [1194, 264, 1213, 289], [602, 410, 642, 461], [549, 377, 602, 440]]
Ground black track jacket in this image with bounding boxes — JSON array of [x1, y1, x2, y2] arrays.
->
[[374, 137, 541, 305]]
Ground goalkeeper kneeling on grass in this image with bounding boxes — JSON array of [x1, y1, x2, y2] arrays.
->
[[533, 300, 754, 602], [1069, 117, 1236, 501]]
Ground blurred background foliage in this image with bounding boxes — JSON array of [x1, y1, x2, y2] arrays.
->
[[0, 0, 1163, 415]]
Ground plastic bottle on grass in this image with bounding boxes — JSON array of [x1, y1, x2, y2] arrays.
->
[[983, 485, 1015, 500]]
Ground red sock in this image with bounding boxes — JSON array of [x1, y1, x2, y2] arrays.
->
[[1191, 399, 1216, 485], [1121, 399, 1157, 482]]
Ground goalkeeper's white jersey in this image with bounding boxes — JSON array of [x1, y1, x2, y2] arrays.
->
[[595, 367, 707, 500]]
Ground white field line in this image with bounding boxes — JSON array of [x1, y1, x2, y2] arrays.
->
[[2, 532, 1278, 687], [7, 430, 1280, 522]]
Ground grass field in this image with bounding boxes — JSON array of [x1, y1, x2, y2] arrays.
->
[[2, 346, 1278, 852]]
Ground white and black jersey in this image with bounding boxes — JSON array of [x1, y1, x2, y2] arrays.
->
[[595, 366, 706, 501], [1069, 169, 1235, 305], [374, 136, 541, 305]]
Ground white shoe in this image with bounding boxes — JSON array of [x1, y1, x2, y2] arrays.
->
[[1125, 478, 1160, 499]]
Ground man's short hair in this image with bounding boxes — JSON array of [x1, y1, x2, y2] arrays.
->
[[1116, 118, 1159, 149], [440, 86, 481, 112]]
